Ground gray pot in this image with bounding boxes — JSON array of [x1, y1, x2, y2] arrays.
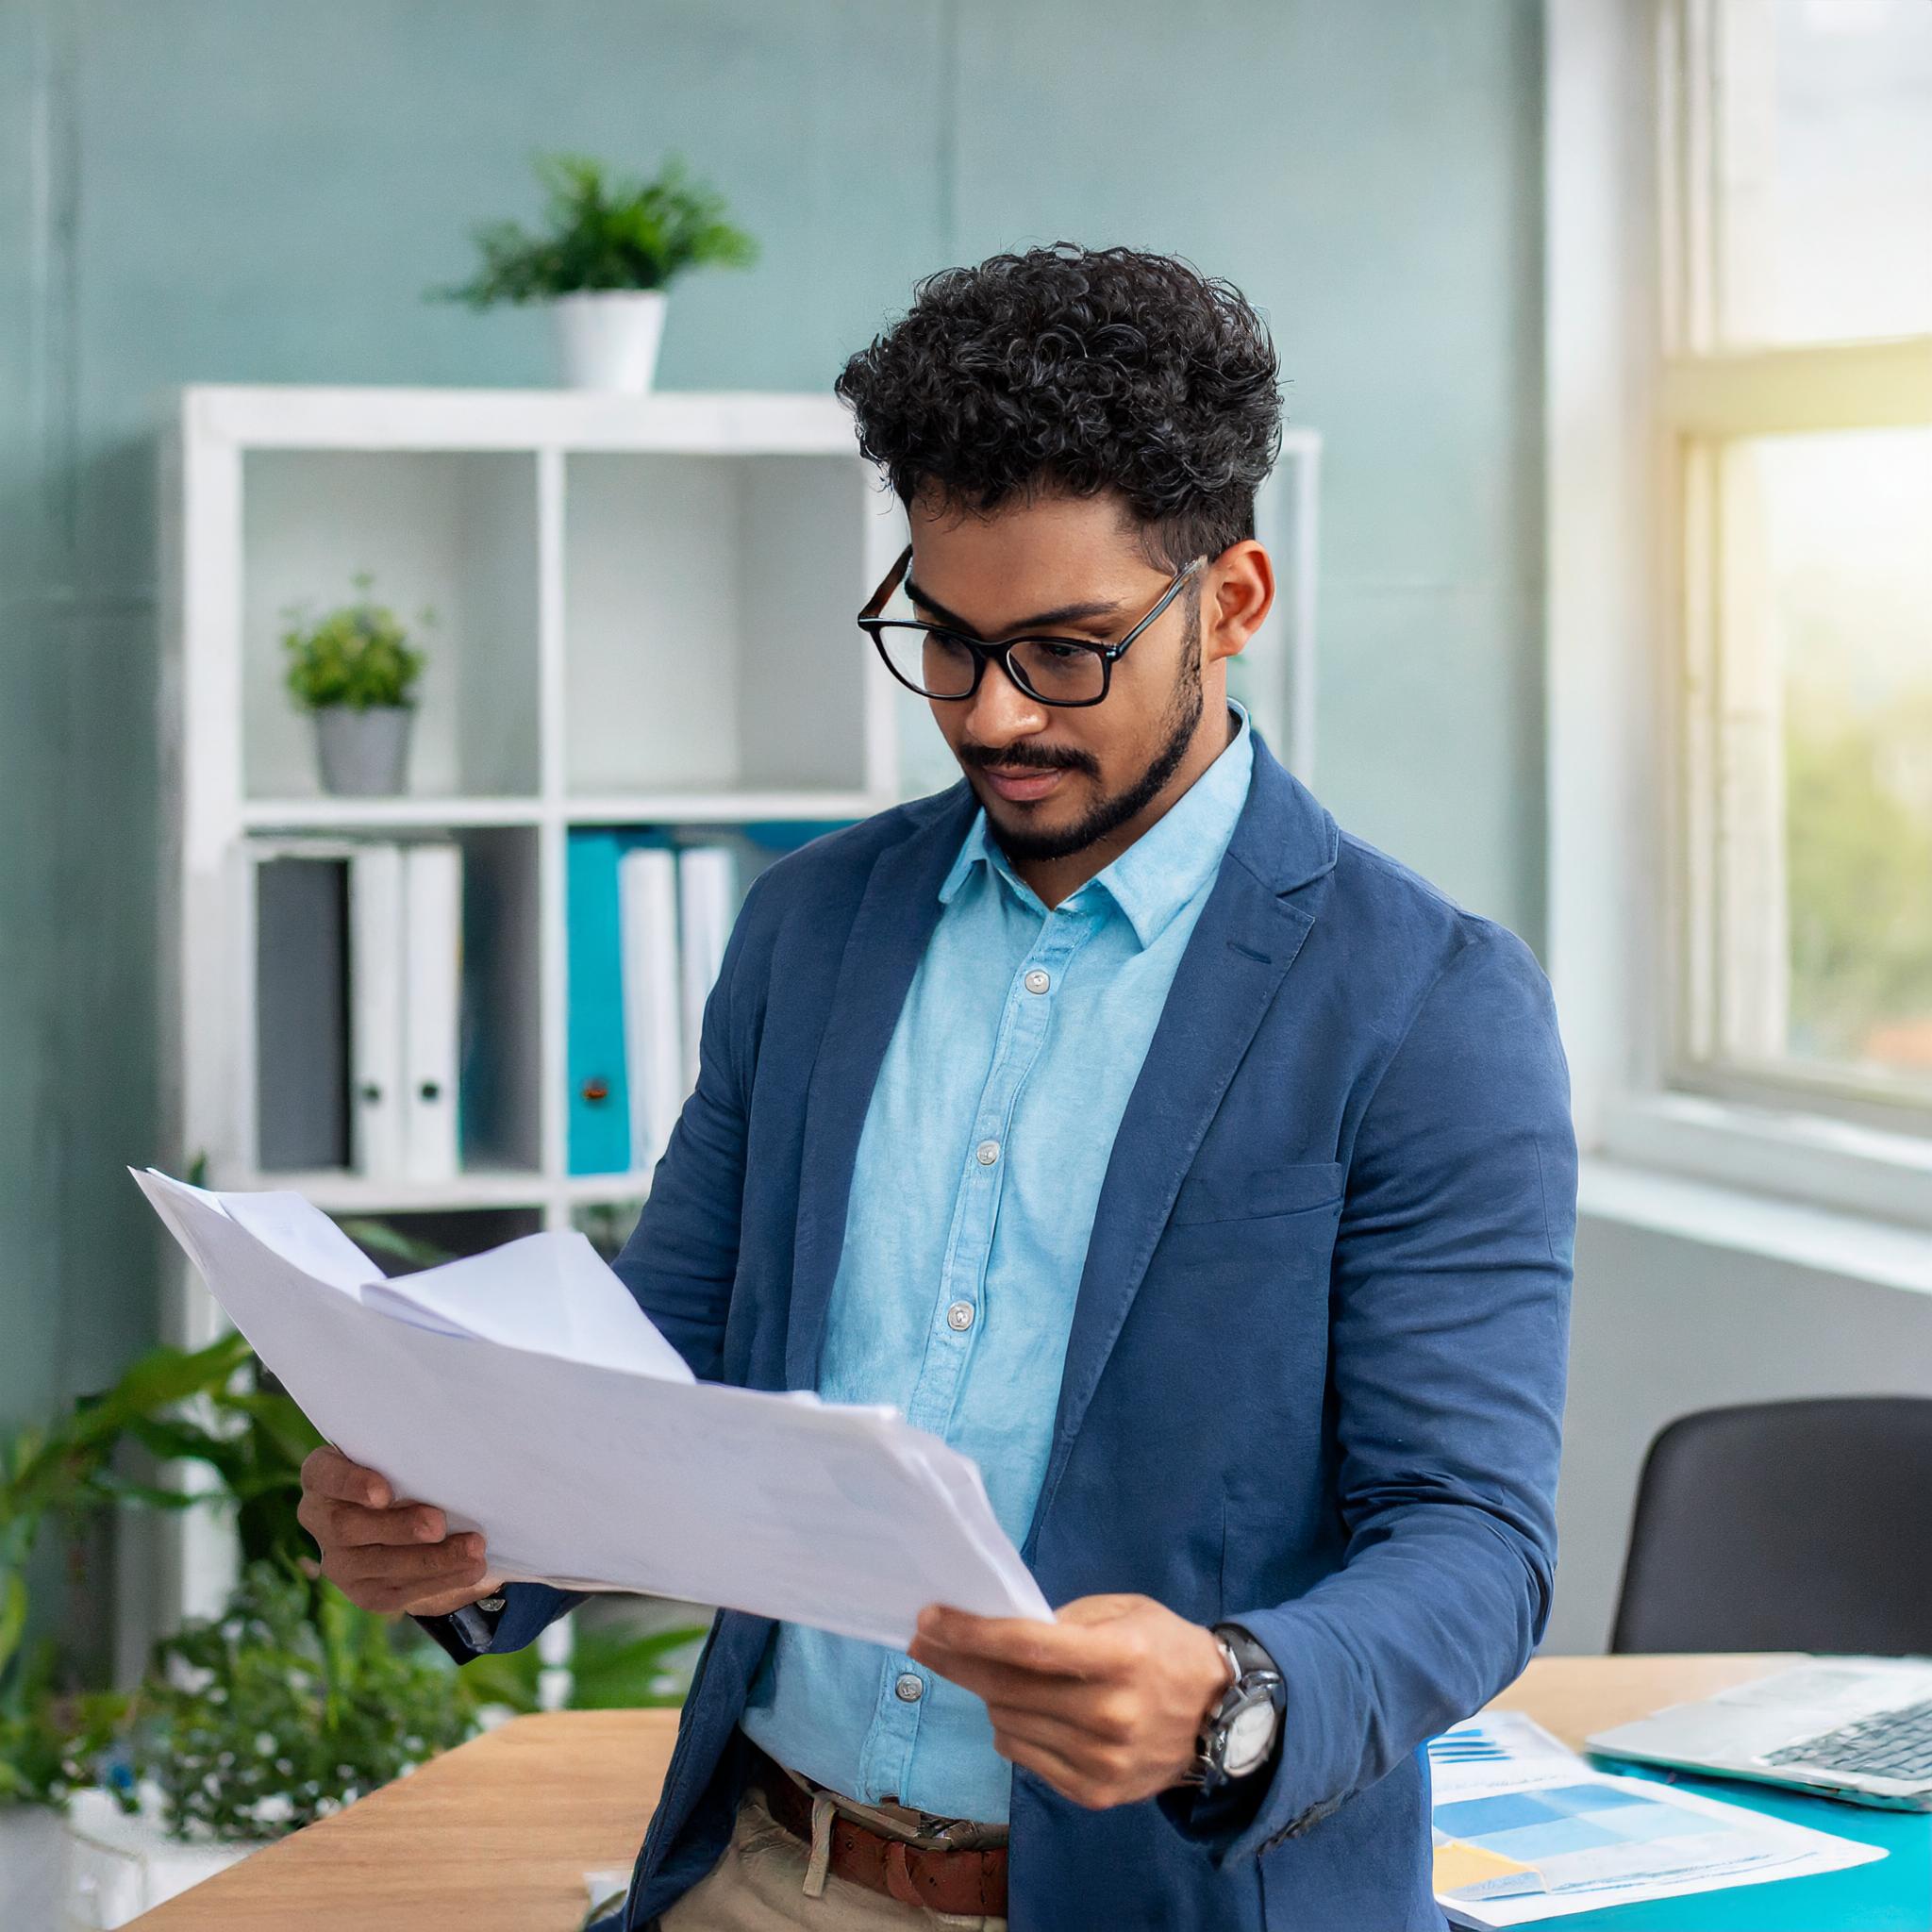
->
[[314, 705, 414, 796]]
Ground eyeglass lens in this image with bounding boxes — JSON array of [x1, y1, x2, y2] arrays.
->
[[874, 625, 1106, 703]]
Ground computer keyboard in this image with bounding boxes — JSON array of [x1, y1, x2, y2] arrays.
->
[[1765, 1696, 1932, 1781]]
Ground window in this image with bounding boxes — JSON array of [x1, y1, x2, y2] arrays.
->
[[1661, 0, 1932, 1132]]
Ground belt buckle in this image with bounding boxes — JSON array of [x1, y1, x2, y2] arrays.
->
[[882, 1839, 924, 1907]]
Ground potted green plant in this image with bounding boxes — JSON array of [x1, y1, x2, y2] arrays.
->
[[0, 1182, 437, 1925], [56, 1562, 477, 1924], [128, 1560, 476, 1845], [279, 573, 432, 796], [428, 151, 758, 392], [0, 1327, 278, 1929]]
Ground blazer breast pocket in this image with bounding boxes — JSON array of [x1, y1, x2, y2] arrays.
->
[[1166, 1158, 1346, 1228]]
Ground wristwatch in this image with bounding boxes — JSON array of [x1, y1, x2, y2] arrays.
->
[[1184, 1623, 1285, 1792]]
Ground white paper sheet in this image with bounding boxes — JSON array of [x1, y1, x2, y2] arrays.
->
[[361, 1228, 697, 1382], [219, 1189, 390, 1295], [131, 1168, 1052, 1646], [1428, 1712, 1884, 1928]]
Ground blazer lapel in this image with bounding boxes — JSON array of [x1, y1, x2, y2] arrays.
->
[[1023, 737, 1339, 1557], [785, 782, 978, 1390]]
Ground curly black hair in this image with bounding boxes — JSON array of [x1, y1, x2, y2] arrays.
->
[[835, 242, 1283, 575]]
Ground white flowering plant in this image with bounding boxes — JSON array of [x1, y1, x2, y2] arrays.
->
[[131, 1561, 476, 1842]]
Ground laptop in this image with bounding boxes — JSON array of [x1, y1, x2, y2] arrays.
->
[[1589, 1657, 1932, 1810]]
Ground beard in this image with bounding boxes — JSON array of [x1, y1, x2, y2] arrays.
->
[[979, 605, 1205, 866]]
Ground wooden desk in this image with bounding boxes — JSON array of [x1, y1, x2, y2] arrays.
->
[[129, 1655, 1800, 1930]]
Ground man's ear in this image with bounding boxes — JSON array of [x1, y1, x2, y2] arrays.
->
[[1205, 541, 1274, 664]]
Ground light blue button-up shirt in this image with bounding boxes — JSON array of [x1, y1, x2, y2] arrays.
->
[[738, 700, 1255, 1822]]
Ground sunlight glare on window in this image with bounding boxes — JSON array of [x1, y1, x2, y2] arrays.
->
[[1735, 427, 1932, 1091]]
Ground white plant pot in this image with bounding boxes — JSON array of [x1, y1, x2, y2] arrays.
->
[[550, 290, 668, 392], [0, 1805, 67, 1932], [64, 1786, 251, 1931]]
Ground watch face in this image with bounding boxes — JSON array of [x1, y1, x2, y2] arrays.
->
[[1224, 1696, 1278, 1776]]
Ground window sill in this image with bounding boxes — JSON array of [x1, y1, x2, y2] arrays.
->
[[1598, 1091, 1932, 1227], [1582, 1093, 1932, 1296]]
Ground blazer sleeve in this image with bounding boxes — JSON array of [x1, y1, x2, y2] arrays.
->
[[1161, 922, 1577, 1861], [413, 868, 774, 1663]]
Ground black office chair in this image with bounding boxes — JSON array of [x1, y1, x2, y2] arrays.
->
[[1609, 1396, 1932, 1656]]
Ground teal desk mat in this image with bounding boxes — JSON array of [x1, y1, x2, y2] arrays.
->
[[1513, 1756, 1932, 1930]]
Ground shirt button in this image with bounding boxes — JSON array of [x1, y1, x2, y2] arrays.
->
[[1024, 968, 1051, 994], [894, 1673, 924, 1703], [946, 1300, 975, 1332], [975, 1139, 1000, 1166]]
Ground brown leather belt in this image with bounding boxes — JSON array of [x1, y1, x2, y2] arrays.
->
[[743, 1740, 1009, 1918]]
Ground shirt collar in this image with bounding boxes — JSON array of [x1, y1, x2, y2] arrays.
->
[[937, 698, 1254, 950]]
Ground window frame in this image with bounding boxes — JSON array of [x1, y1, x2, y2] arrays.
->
[[1661, 0, 1932, 1131], [1546, 0, 1932, 1236]]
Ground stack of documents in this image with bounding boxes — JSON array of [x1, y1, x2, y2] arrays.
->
[[132, 1168, 1052, 1646], [1428, 1712, 1884, 1927]]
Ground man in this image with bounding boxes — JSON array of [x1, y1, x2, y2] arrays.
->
[[299, 242, 1575, 1932]]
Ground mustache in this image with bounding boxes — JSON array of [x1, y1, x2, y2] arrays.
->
[[958, 741, 1097, 777]]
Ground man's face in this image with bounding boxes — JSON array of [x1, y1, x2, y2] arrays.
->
[[905, 487, 1208, 864]]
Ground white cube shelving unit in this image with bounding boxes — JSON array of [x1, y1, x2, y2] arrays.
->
[[158, 386, 928, 1359]]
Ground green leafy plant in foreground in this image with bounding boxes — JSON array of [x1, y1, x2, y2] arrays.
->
[[0, 1327, 324, 1808], [0, 1628, 126, 1811], [131, 1560, 475, 1842], [280, 572, 432, 713], [1, 1190, 694, 1824], [428, 151, 758, 307]]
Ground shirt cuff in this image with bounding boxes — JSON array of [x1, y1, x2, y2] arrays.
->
[[413, 1593, 506, 1663]]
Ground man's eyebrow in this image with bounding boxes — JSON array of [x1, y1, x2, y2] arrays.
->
[[902, 575, 1125, 637]]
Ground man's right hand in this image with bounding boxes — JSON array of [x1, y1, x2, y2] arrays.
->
[[297, 1445, 499, 1617]]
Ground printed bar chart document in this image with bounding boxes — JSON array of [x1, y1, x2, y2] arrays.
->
[[1427, 1713, 1882, 1928], [131, 1167, 1052, 1647]]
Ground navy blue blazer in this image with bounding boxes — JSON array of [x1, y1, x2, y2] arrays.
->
[[506, 729, 1575, 1932]]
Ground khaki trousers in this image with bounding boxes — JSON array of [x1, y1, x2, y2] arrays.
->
[[649, 1786, 1008, 1932]]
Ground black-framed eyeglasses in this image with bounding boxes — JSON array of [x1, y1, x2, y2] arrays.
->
[[856, 542, 1206, 708]]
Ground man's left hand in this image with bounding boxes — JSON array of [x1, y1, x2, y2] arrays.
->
[[908, 1593, 1231, 1810]]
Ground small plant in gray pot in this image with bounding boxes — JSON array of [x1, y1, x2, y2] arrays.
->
[[427, 150, 758, 392], [281, 574, 432, 796]]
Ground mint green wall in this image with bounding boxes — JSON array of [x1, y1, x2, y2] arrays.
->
[[0, 0, 1544, 1426]]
